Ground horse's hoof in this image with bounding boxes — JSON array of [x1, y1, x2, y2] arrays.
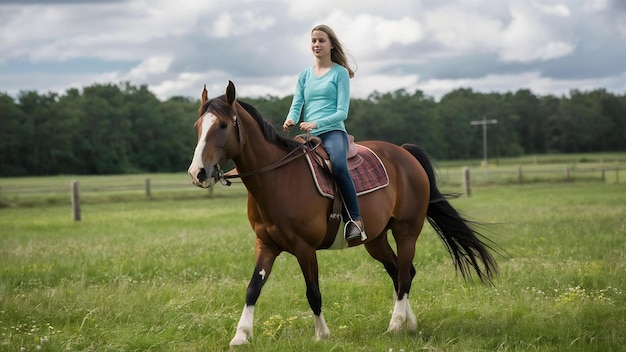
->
[[315, 329, 330, 341], [229, 332, 250, 346], [386, 317, 405, 334], [406, 314, 418, 331], [314, 313, 331, 341]]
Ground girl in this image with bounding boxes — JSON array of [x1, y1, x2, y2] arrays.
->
[[283, 24, 365, 242]]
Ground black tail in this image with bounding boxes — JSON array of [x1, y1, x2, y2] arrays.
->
[[401, 143, 499, 284]]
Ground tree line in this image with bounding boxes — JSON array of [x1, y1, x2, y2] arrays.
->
[[1, 82, 625, 176]]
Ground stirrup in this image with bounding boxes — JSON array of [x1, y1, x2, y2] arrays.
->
[[345, 220, 367, 242]]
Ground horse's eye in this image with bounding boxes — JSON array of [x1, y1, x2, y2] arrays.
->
[[219, 122, 228, 129]]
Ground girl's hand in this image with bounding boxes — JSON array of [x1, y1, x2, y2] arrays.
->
[[299, 122, 317, 132], [283, 119, 295, 131]]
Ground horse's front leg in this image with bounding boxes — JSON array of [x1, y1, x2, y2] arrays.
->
[[230, 239, 278, 346], [294, 247, 330, 341]]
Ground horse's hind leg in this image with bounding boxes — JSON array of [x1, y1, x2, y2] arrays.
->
[[390, 221, 421, 333], [364, 231, 418, 332], [364, 232, 399, 291]]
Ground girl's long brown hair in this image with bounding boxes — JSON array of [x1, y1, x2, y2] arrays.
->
[[312, 24, 356, 78]]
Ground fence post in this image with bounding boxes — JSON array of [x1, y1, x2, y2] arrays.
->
[[601, 168, 605, 182], [564, 165, 571, 180], [145, 178, 152, 200], [463, 167, 471, 197], [71, 181, 81, 222], [517, 165, 523, 184]]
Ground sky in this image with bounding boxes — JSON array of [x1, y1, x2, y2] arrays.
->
[[1, 0, 625, 102]]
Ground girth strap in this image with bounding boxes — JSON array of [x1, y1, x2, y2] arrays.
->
[[311, 150, 344, 250]]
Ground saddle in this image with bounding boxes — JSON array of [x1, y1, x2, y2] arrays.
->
[[297, 135, 389, 249], [297, 134, 363, 172]]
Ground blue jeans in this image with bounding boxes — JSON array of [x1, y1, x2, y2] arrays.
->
[[318, 130, 361, 221]]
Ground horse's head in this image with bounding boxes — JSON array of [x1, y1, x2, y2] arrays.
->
[[188, 81, 243, 188]]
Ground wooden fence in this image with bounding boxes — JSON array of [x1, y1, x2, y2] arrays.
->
[[449, 165, 623, 197], [0, 176, 217, 218], [0, 165, 623, 220]]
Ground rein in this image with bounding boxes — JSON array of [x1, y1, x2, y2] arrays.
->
[[216, 134, 321, 186]]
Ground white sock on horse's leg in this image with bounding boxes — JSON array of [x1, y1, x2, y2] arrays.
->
[[314, 313, 331, 340], [387, 293, 410, 332], [230, 305, 254, 346]]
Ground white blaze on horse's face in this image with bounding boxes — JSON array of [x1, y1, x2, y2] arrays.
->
[[188, 112, 221, 188]]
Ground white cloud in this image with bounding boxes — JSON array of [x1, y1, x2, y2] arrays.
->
[[0, 0, 624, 102], [151, 72, 208, 100], [532, 41, 576, 61], [497, 1, 576, 62], [127, 57, 172, 80], [211, 12, 235, 38], [1, 0, 215, 63], [584, 0, 610, 12], [284, 0, 338, 18], [317, 11, 424, 60], [374, 16, 424, 46], [413, 70, 626, 100], [532, 1, 571, 17], [424, 7, 503, 52], [421, 1, 576, 63], [352, 73, 420, 97]]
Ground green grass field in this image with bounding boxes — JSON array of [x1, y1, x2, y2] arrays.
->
[[1, 171, 625, 351]]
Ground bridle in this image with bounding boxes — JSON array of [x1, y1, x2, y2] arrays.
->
[[212, 114, 321, 186]]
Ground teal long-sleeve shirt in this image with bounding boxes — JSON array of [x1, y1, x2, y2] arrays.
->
[[286, 63, 351, 136]]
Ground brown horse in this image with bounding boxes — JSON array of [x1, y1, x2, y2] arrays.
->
[[188, 81, 499, 346]]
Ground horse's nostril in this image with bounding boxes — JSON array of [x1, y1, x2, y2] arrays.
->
[[197, 168, 207, 182]]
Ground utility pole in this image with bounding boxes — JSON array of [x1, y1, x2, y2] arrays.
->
[[470, 117, 498, 180]]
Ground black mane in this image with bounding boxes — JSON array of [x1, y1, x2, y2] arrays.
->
[[200, 95, 301, 150], [238, 100, 302, 150]]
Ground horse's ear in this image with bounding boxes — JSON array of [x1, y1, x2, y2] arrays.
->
[[198, 85, 209, 116], [226, 80, 236, 106], [201, 84, 208, 106]]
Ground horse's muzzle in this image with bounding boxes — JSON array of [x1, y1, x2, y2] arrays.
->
[[197, 167, 208, 183], [191, 167, 216, 188]]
